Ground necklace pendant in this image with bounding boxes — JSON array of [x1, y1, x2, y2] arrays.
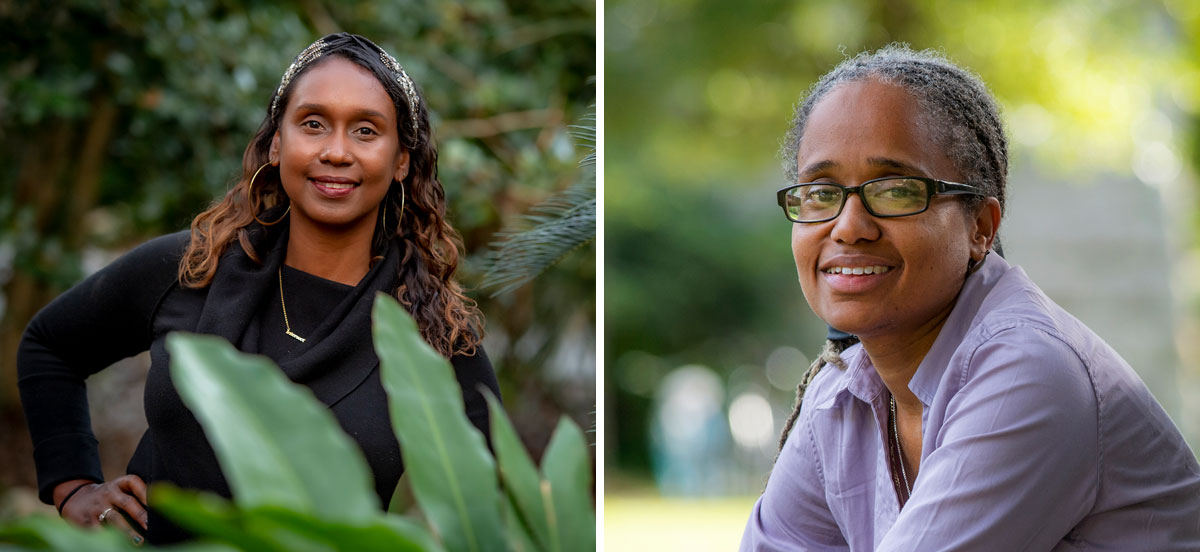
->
[[285, 330, 307, 343]]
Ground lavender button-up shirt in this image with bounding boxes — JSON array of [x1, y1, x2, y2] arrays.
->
[[742, 254, 1200, 551]]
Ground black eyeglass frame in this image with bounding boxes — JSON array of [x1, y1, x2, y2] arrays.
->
[[776, 176, 984, 223]]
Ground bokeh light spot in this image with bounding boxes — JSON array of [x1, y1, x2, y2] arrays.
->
[[728, 392, 774, 450]]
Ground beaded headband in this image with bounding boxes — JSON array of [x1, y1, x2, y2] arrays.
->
[[378, 51, 421, 130], [269, 37, 421, 131]]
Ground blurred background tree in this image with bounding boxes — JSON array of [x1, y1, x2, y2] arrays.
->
[[0, 0, 595, 517], [605, 0, 1200, 549]]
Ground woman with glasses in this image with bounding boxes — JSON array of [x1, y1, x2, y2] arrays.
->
[[741, 45, 1200, 550]]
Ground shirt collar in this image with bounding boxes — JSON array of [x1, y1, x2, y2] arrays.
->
[[809, 344, 883, 411], [815, 252, 1014, 409], [908, 252, 1011, 404]]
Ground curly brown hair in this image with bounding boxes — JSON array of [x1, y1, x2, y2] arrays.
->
[[177, 33, 482, 358]]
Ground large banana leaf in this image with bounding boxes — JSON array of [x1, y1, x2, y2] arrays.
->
[[0, 514, 231, 552], [150, 485, 303, 552], [371, 294, 505, 552], [540, 418, 595, 551], [485, 392, 552, 551], [152, 485, 440, 552], [166, 333, 379, 522], [501, 496, 540, 552]]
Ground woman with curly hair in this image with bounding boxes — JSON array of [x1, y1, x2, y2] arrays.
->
[[18, 32, 499, 544]]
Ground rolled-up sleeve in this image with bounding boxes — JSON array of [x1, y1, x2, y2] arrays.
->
[[878, 326, 1099, 550], [742, 415, 849, 551]]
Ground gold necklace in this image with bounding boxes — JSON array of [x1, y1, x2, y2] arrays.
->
[[890, 394, 911, 494], [278, 267, 306, 342]]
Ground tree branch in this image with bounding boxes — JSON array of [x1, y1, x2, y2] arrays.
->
[[438, 108, 561, 139]]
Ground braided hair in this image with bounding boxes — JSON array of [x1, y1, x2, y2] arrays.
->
[[775, 44, 1010, 456], [775, 333, 859, 455]]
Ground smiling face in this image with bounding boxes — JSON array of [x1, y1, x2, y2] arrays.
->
[[270, 56, 410, 234], [791, 78, 995, 340]]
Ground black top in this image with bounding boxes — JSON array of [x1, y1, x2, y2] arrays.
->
[[261, 264, 355, 361], [17, 226, 499, 543]]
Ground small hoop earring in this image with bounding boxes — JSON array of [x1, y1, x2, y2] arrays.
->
[[966, 249, 990, 276], [248, 162, 290, 226]]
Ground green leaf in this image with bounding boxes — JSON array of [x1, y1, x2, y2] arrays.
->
[[501, 495, 541, 552], [541, 418, 595, 552], [163, 542, 240, 551], [375, 516, 445, 552], [0, 516, 133, 552], [165, 332, 379, 522], [485, 391, 552, 551], [153, 485, 441, 552], [251, 508, 442, 552], [0, 515, 230, 551], [151, 484, 291, 552], [372, 294, 505, 552], [387, 473, 417, 515]]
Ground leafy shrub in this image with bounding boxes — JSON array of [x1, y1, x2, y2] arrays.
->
[[0, 295, 595, 551]]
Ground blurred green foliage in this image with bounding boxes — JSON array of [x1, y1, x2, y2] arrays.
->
[[605, 0, 1200, 476], [0, 297, 594, 550], [0, 0, 595, 487]]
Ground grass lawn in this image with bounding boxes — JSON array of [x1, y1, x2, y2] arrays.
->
[[605, 492, 758, 552]]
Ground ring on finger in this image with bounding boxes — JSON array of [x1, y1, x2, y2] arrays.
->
[[98, 507, 115, 524]]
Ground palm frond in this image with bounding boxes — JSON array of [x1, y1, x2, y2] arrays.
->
[[569, 107, 596, 167], [481, 177, 595, 296], [482, 108, 596, 296]]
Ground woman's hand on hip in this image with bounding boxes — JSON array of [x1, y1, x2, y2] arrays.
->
[[54, 475, 149, 544]]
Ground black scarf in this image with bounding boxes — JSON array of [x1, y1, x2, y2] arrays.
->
[[190, 220, 403, 406]]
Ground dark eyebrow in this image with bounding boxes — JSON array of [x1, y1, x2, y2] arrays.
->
[[867, 157, 924, 175], [293, 103, 389, 123], [798, 157, 927, 182], [797, 160, 837, 181]]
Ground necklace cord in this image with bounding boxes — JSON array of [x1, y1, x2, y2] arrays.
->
[[276, 266, 304, 340], [890, 395, 912, 494]]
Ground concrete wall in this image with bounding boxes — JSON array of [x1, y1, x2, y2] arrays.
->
[[1003, 165, 1199, 453]]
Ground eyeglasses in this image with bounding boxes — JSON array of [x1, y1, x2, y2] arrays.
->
[[776, 176, 983, 223]]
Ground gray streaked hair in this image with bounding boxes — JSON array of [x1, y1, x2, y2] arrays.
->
[[774, 45, 1009, 459], [781, 44, 1009, 216]]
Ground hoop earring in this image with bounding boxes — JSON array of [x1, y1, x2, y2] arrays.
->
[[378, 181, 406, 239], [966, 249, 989, 276], [248, 162, 290, 226], [397, 180, 405, 229]]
